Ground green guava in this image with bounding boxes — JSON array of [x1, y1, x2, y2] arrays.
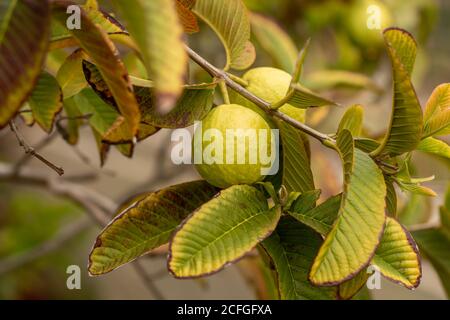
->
[[229, 67, 306, 124], [346, 0, 393, 47], [193, 104, 275, 188]]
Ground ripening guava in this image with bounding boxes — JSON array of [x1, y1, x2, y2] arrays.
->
[[346, 0, 393, 47], [229, 67, 306, 124], [193, 104, 275, 188]]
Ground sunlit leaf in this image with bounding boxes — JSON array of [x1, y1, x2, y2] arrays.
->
[[193, 0, 255, 70], [423, 83, 450, 138], [337, 105, 364, 137], [169, 185, 281, 278], [371, 28, 423, 157], [250, 13, 297, 73], [309, 130, 386, 285], [89, 181, 219, 275], [53, 1, 141, 143], [0, 0, 51, 128], [261, 217, 337, 300], [28, 72, 63, 133], [112, 0, 187, 113]]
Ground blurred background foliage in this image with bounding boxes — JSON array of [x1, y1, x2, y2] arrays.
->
[[0, 0, 449, 299]]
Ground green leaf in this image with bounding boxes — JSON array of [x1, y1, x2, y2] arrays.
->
[[278, 121, 315, 193], [417, 137, 450, 159], [372, 217, 421, 289], [169, 185, 281, 278], [289, 194, 341, 236], [285, 83, 338, 109], [193, 0, 255, 70], [337, 105, 364, 137], [385, 176, 397, 217], [0, 0, 51, 128], [423, 83, 450, 138], [52, 1, 141, 143], [50, 2, 125, 50], [338, 270, 370, 300], [290, 190, 321, 214], [412, 228, 450, 297], [306, 70, 382, 93], [309, 130, 386, 285], [261, 217, 337, 300], [371, 28, 423, 157], [28, 72, 63, 133], [89, 180, 218, 275], [250, 13, 297, 73], [56, 49, 88, 99], [83, 60, 216, 129], [112, 0, 187, 112]]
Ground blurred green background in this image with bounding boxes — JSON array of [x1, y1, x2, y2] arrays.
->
[[0, 0, 449, 299]]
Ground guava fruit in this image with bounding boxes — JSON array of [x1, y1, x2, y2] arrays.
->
[[193, 104, 276, 188], [229, 67, 306, 124], [346, 0, 393, 47]]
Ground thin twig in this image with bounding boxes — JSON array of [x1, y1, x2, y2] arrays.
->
[[9, 120, 64, 176]]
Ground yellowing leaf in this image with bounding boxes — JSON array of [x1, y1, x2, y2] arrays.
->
[[28, 72, 63, 133], [89, 181, 218, 275], [306, 70, 382, 93], [372, 217, 421, 289], [250, 13, 297, 73], [0, 0, 51, 128], [53, 1, 141, 143], [417, 137, 450, 159], [112, 0, 187, 113], [261, 217, 337, 300], [169, 185, 281, 278], [423, 83, 450, 137], [337, 105, 364, 137], [338, 270, 370, 300], [309, 130, 386, 285], [193, 0, 255, 70], [371, 28, 423, 157]]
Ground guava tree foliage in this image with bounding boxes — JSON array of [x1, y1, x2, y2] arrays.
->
[[0, 0, 449, 300]]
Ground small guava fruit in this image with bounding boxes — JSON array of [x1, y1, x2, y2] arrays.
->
[[229, 67, 306, 124], [193, 104, 275, 188]]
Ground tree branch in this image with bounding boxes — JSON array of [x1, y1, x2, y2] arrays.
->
[[9, 120, 64, 176]]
